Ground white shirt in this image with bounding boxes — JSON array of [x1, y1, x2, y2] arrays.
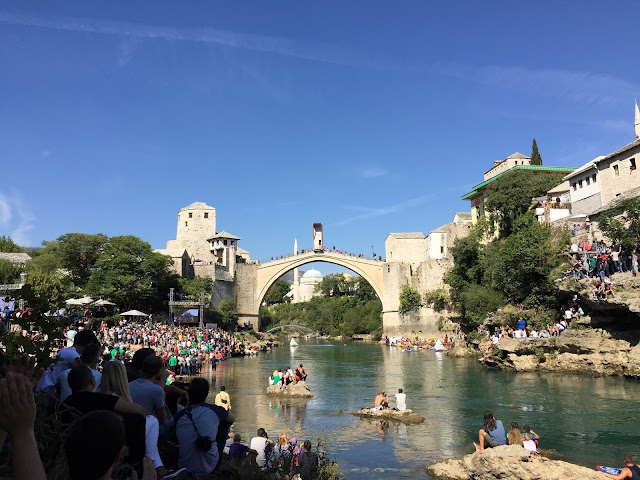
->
[[36, 346, 79, 391], [395, 393, 406, 411], [564, 309, 572, 320], [249, 436, 269, 467], [523, 439, 537, 453]]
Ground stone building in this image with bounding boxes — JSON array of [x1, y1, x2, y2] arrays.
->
[[289, 268, 324, 303], [461, 152, 575, 224], [156, 202, 250, 307], [425, 212, 473, 260]]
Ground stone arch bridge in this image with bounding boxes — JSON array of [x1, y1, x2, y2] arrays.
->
[[234, 251, 393, 331]]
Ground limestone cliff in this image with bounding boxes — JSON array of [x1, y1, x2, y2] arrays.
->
[[478, 272, 640, 377], [425, 445, 604, 480]]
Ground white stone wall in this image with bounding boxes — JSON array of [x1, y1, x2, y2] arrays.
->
[[598, 144, 640, 206], [385, 236, 426, 263], [567, 167, 601, 204]]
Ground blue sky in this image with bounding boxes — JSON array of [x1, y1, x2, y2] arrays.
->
[[1, 1, 639, 270]]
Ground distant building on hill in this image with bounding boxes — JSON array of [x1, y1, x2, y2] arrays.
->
[[461, 152, 575, 224]]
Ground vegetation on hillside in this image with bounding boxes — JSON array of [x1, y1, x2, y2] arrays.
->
[[446, 212, 566, 327], [597, 195, 640, 247], [261, 273, 381, 337], [484, 170, 565, 236]]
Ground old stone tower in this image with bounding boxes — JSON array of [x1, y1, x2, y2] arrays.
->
[[167, 202, 217, 263]]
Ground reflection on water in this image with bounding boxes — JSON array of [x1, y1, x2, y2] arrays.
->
[[205, 339, 640, 479]]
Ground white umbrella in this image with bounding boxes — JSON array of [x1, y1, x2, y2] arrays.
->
[[120, 309, 149, 317], [93, 299, 115, 306], [65, 298, 84, 305], [76, 297, 94, 305]]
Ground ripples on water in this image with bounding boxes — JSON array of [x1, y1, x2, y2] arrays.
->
[[204, 339, 640, 479]]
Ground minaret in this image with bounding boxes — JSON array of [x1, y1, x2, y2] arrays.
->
[[635, 99, 640, 139]]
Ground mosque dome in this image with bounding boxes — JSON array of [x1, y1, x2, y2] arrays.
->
[[302, 269, 323, 279]]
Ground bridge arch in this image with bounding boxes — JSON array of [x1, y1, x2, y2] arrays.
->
[[256, 253, 384, 311], [235, 251, 386, 331]]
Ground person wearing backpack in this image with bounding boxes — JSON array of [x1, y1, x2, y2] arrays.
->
[[297, 440, 318, 480]]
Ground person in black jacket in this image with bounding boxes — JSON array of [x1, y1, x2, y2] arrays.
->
[[298, 440, 318, 480]]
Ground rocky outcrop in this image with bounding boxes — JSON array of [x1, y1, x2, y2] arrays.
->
[[426, 445, 603, 480], [352, 408, 425, 424], [479, 329, 640, 378], [446, 342, 481, 358], [265, 381, 313, 398]]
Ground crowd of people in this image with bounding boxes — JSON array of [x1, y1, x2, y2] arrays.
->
[[0, 316, 322, 480], [563, 241, 639, 280], [263, 246, 385, 263], [268, 365, 307, 385]]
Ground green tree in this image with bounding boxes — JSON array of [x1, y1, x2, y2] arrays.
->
[[484, 170, 564, 236], [597, 196, 640, 247], [218, 298, 238, 330], [424, 288, 451, 313], [399, 284, 421, 314], [530, 138, 542, 165], [0, 259, 22, 284], [263, 279, 292, 305], [85, 235, 177, 312], [0, 235, 23, 253], [353, 276, 378, 301], [178, 276, 214, 299], [314, 273, 347, 297], [459, 284, 505, 326]]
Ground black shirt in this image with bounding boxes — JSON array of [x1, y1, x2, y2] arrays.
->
[[64, 391, 118, 416]]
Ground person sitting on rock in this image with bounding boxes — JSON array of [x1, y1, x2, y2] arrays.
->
[[474, 411, 506, 454], [602, 454, 640, 479], [295, 364, 307, 382], [507, 422, 522, 446], [522, 433, 538, 455], [374, 390, 389, 409]]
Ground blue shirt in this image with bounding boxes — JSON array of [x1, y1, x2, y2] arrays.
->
[[174, 404, 221, 475], [128, 378, 165, 416], [517, 319, 526, 330], [486, 420, 506, 445]]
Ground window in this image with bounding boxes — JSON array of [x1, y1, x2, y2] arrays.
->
[[572, 183, 577, 191], [188, 212, 192, 218], [223, 240, 228, 246], [586, 177, 590, 185], [440, 246, 445, 254], [631, 158, 637, 171], [185, 222, 188, 226], [578, 180, 583, 189], [614, 165, 619, 176], [204, 212, 208, 218], [592, 173, 597, 183]]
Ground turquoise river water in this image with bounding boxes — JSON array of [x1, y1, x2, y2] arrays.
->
[[203, 339, 640, 478]]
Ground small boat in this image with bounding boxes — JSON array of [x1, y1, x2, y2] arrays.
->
[[433, 339, 446, 351], [290, 338, 299, 347]]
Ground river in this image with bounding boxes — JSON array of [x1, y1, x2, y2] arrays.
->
[[203, 338, 640, 478]]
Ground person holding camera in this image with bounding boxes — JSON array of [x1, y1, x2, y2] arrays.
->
[[174, 378, 232, 475]]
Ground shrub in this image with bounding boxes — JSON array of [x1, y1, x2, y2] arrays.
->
[[459, 284, 506, 326], [399, 284, 421, 314], [424, 289, 451, 313]]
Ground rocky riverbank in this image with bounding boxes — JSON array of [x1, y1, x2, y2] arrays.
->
[[480, 329, 640, 377], [425, 445, 604, 480], [472, 272, 640, 377]]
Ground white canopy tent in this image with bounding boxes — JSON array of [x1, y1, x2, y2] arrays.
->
[[76, 297, 94, 305], [65, 298, 84, 305], [93, 299, 116, 306], [120, 310, 149, 317]]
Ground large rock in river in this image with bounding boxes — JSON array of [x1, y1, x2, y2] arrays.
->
[[426, 445, 603, 480], [352, 408, 425, 424], [265, 381, 313, 398]]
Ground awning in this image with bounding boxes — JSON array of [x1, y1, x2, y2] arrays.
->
[[120, 310, 149, 317], [93, 299, 115, 306]]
